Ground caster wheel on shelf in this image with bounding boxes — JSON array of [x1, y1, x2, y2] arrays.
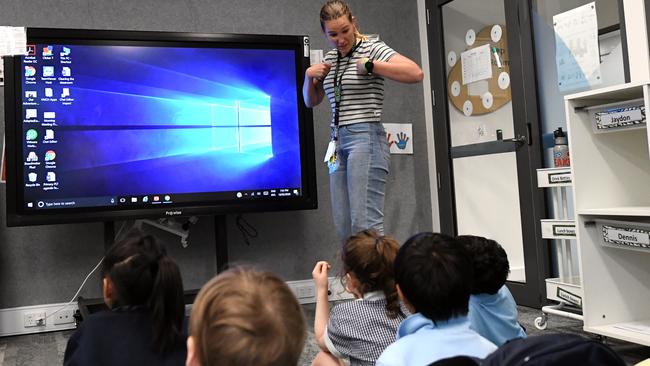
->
[[534, 316, 548, 330]]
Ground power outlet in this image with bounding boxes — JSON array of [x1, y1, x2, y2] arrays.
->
[[53, 309, 75, 325], [295, 284, 316, 299], [23, 311, 46, 327]]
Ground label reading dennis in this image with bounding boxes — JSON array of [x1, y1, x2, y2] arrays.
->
[[602, 225, 650, 249]]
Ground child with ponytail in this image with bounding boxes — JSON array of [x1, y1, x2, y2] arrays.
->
[[311, 229, 406, 366], [64, 231, 186, 366]]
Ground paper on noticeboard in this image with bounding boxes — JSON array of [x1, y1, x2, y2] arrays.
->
[[461, 43, 492, 85], [0, 26, 27, 57], [553, 2, 601, 92]]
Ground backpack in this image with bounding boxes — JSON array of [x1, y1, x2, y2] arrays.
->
[[480, 334, 625, 366]]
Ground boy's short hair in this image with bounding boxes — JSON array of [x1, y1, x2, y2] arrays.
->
[[189, 267, 306, 366], [456, 235, 509, 295], [395, 232, 473, 323]]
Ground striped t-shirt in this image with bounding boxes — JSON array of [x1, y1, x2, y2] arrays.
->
[[322, 38, 396, 127]]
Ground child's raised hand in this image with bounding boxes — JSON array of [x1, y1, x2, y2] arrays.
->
[[311, 261, 331, 291]]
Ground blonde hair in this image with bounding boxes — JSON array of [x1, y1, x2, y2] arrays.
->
[[189, 267, 306, 366], [319, 0, 367, 41]]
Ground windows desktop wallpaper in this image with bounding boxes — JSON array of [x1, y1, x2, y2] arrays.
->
[[22, 44, 303, 201]]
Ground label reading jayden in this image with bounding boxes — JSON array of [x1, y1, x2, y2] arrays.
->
[[602, 225, 650, 249]]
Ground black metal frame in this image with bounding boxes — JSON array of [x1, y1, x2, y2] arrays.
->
[[4, 28, 317, 227], [426, 0, 549, 307]]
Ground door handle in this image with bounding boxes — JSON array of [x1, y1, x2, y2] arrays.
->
[[503, 135, 526, 146]]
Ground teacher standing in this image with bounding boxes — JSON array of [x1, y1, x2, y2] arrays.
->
[[303, 0, 423, 241]]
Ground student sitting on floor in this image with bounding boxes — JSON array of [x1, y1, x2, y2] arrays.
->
[[456, 235, 527, 346], [64, 231, 187, 366], [186, 266, 306, 366], [376, 232, 497, 366], [311, 229, 407, 366]]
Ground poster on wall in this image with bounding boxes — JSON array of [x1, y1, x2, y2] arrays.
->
[[384, 123, 413, 155], [553, 2, 602, 93]]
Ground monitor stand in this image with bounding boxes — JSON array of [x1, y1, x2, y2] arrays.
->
[[76, 215, 228, 321]]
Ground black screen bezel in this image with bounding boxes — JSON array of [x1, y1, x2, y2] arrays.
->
[[4, 28, 317, 226]]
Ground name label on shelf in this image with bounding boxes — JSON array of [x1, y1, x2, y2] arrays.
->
[[599, 109, 643, 127], [548, 172, 572, 184], [553, 224, 576, 237], [602, 225, 650, 249], [557, 287, 582, 307]]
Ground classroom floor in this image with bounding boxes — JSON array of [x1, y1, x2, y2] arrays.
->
[[0, 305, 649, 366]]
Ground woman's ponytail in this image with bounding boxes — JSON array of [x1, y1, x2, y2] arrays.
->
[[150, 255, 185, 354]]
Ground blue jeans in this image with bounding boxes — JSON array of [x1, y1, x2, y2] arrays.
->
[[330, 122, 391, 242]]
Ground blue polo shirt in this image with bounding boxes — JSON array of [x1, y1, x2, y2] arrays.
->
[[376, 313, 497, 366], [468, 285, 527, 346]]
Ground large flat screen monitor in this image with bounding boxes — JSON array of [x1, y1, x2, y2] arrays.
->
[[3, 28, 317, 226]]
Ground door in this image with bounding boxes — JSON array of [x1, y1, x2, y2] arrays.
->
[[426, 0, 549, 307]]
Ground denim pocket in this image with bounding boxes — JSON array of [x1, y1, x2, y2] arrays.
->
[[342, 123, 371, 135]]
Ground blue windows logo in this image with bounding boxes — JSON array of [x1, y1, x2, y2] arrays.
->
[[209, 96, 272, 156]]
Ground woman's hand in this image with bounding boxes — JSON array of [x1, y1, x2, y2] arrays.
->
[[306, 63, 332, 82], [312, 261, 331, 292]]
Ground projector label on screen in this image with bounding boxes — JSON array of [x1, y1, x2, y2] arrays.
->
[[165, 211, 182, 216]]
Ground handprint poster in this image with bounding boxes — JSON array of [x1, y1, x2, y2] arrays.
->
[[384, 123, 413, 154]]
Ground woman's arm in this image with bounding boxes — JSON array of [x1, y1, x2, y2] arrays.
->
[[312, 261, 331, 351], [357, 53, 424, 84], [302, 63, 331, 108]]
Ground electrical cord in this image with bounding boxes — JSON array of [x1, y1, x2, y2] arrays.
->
[[45, 256, 104, 321], [235, 214, 258, 246]]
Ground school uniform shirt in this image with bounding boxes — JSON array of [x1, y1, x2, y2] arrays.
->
[[323, 291, 407, 366], [64, 306, 187, 366], [468, 285, 527, 346], [375, 313, 497, 366], [322, 38, 397, 127]]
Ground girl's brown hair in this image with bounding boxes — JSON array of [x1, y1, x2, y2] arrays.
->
[[319, 0, 366, 41], [189, 267, 306, 366], [341, 229, 401, 318]]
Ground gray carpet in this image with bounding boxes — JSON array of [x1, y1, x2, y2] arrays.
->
[[0, 304, 649, 366]]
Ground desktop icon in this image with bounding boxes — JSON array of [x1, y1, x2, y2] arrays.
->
[[43, 112, 56, 119], [26, 129, 38, 141], [26, 109, 37, 119], [27, 151, 38, 162], [42, 46, 53, 56], [43, 66, 54, 77], [164, 195, 171, 201], [237, 192, 243, 198], [62, 67, 71, 77], [45, 88, 53, 97], [37, 201, 45, 208], [28, 173, 37, 182], [142, 196, 149, 203], [153, 196, 160, 202], [119, 197, 126, 203], [27, 202, 34, 208], [44, 150, 56, 161], [44, 129, 55, 140], [24, 66, 36, 77], [25, 91, 37, 98], [46, 172, 56, 182], [26, 45, 36, 56], [61, 88, 70, 98], [60, 47, 71, 56], [131, 197, 138, 203]]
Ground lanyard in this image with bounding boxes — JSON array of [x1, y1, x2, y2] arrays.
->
[[332, 39, 362, 140]]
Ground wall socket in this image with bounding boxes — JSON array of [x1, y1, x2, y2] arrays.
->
[[294, 284, 316, 299], [53, 309, 75, 325], [23, 311, 46, 327]]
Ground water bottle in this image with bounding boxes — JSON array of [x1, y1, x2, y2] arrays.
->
[[553, 127, 570, 167]]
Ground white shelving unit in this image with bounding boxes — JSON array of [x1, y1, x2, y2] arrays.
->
[[565, 80, 650, 346], [534, 167, 583, 330]]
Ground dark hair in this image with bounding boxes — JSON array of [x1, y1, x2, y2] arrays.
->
[[102, 230, 185, 354], [394, 232, 473, 323], [341, 229, 401, 318], [456, 235, 509, 295], [189, 267, 306, 366]]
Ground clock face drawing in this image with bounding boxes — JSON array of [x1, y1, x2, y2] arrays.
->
[[447, 25, 512, 116]]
